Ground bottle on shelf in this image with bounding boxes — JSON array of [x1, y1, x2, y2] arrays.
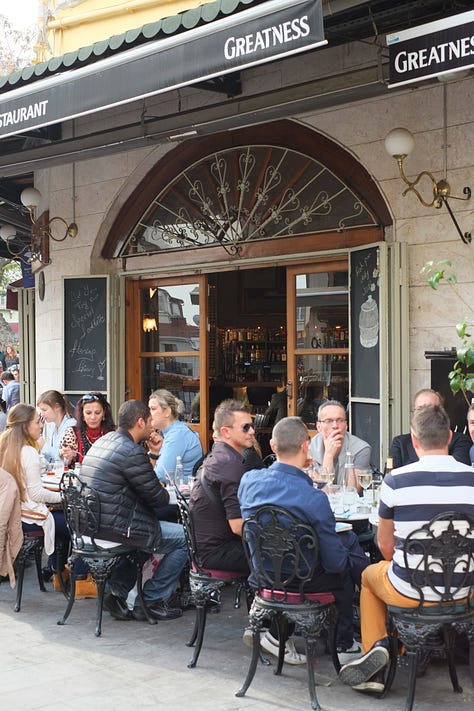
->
[[281, 345, 287, 362]]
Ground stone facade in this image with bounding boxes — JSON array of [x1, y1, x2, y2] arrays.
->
[[30, 32, 473, 429]]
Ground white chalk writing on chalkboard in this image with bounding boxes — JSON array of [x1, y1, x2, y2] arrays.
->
[[64, 277, 107, 391]]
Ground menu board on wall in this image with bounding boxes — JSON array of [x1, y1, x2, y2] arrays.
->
[[350, 246, 380, 399], [64, 277, 107, 392]]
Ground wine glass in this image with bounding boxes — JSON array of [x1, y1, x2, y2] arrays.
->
[[314, 466, 334, 489], [357, 468, 373, 504]]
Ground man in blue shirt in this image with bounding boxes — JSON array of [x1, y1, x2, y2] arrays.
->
[[239, 416, 365, 660]]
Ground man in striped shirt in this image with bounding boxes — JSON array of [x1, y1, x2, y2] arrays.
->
[[339, 404, 474, 693]]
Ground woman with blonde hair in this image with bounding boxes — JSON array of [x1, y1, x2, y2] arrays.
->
[[148, 389, 203, 485], [0, 404, 66, 560]]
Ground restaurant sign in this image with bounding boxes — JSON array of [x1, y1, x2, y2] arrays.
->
[[387, 10, 474, 88], [0, 0, 325, 139]]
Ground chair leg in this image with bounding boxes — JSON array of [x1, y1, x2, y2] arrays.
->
[[188, 604, 208, 668], [94, 579, 107, 637], [187, 613, 199, 647], [134, 560, 157, 626], [236, 624, 262, 699], [328, 607, 340, 673], [34, 543, 47, 593], [379, 627, 399, 698], [275, 616, 287, 675], [404, 649, 419, 711], [13, 560, 26, 612], [304, 634, 321, 711], [57, 573, 77, 626], [443, 627, 463, 693]]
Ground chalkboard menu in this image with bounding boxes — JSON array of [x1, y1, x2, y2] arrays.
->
[[350, 247, 380, 399], [351, 402, 380, 471], [64, 277, 107, 392]]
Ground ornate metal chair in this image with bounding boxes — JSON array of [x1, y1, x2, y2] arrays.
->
[[57, 472, 155, 636], [382, 511, 474, 711], [235, 505, 340, 711], [176, 493, 251, 668]]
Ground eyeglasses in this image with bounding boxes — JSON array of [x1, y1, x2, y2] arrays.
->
[[241, 422, 255, 433], [319, 418, 346, 425]]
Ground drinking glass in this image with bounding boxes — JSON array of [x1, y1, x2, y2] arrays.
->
[[328, 484, 343, 514], [357, 468, 373, 504], [313, 466, 334, 489]]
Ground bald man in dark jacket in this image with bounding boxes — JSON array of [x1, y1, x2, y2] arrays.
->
[[81, 399, 187, 621]]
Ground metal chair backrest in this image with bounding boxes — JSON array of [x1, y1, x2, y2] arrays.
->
[[402, 511, 474, 606], [61, 472, 101, 551], [242, 505, 320, 599]]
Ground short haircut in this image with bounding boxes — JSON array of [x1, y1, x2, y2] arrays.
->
[[317, 399, 346, 421], [118, 399, 150, 429], [1, 372, 14, 383], [410, 405, 450, 449], [214, 398, 249, 430], [272, 416, 309, 455], [413, 388, 443, 406]]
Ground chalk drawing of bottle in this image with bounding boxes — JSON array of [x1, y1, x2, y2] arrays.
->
[[359, 295, 379, 348]]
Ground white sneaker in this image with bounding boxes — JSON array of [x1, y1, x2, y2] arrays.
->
[[337, 640, 363, 665], [339, 647, 389, 688], [260, 631, 307, 666]]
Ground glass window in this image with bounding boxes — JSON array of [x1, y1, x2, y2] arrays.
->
[[140, 284, 200, 420], [295, 270, 348, 426]]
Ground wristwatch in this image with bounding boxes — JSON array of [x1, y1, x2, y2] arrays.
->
[[147, 451, 159, 461]]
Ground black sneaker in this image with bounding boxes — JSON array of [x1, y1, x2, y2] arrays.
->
[[103, 592, 132, 621], [147, 599, 183, 620], [339, 646, 389, 688]]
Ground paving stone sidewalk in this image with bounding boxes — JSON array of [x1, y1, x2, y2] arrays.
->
[[1, 572, 473, 711]]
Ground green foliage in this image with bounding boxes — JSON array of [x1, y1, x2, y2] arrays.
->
[[421, 259, 474, 405], [0, 261, 22, 292]]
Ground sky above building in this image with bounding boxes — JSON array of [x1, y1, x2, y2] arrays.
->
[[2, 1, 40, 30]]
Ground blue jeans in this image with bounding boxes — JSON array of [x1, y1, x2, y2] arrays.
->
[[110, 521, 188, 604]]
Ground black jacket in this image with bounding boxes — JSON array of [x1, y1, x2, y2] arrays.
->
[[389, 431, 471, 469], [80, 428, 169, 552]]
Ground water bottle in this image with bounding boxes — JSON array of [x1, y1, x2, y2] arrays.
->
[[174, 455, 184, 488], [343, 451, 358, 513]]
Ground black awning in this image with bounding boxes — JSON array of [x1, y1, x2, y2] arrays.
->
[[0, 0, 325, 140]]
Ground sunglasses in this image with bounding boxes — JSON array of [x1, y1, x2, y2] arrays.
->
[[241, 422, 255, 433], [82, 393, 104, 403]]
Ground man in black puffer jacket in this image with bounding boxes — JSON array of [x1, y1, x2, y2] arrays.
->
[[80, 399, 188, 621]]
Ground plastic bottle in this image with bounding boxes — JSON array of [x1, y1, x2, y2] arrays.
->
[[174, 455, 184, 487], [343, 451, 358, 512]]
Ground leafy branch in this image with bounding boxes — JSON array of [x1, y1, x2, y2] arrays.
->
[[421, 259, 474, 406]]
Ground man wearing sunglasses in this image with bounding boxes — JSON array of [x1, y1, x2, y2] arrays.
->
[[189, 399, 255, 574]]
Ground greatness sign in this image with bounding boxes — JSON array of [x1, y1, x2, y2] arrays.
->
[[388, 10, 474, 87]]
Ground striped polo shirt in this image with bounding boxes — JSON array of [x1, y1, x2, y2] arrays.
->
[[379, 454, 474, 599]]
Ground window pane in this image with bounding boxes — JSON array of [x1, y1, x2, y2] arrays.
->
[[295, 270, 349, 425], [141, 283, 200, 420]]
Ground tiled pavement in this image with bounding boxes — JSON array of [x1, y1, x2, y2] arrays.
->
[[1, 571, 473, 711]]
